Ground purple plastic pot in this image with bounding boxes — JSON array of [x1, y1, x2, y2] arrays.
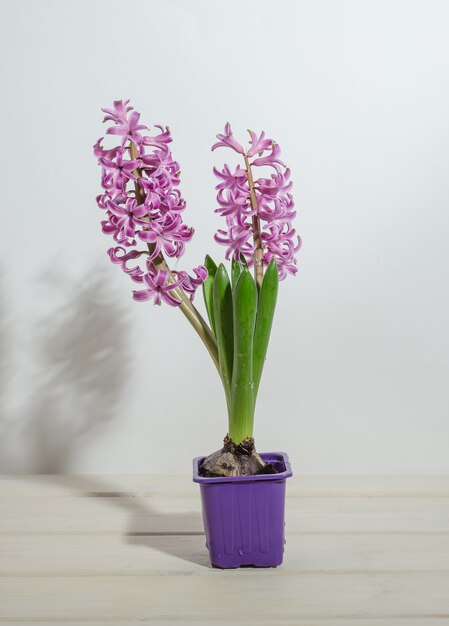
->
[[193, 452, 292, 568]]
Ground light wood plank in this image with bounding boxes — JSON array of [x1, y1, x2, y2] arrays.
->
[[0, 494, 201, 533], [7, 615, 449, 626], [2, 475, 449, 623], [1, 494, 449, 534], [1, 533, 449, 575], [2, 474, 449, 497], [1, 573, 449, 620]]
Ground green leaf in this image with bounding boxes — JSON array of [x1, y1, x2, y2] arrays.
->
[[213, 264, 234, 404], [230, 268, 258, 443], [202, 255, 217, 336], [231, 257, 243, 291], [253, 259, 279, 394]]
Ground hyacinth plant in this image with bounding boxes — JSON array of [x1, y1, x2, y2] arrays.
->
[[94, 100, 300, 476]]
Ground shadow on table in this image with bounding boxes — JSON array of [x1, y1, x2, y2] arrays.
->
[[35, 473, 209, 568], [30, 472, 209, 567], [0, 268, 208, 567]]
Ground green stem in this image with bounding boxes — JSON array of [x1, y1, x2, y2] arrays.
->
[[170, 278, 220, 372]]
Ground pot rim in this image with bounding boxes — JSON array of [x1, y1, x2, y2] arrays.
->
[[192, 451, 292, 484]]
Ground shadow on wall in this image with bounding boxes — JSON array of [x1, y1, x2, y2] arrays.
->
[[0, 269, 208, 566], [0, 268, 129, 473]]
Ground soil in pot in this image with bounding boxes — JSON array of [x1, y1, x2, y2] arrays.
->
[[199, 435, 278, 477]]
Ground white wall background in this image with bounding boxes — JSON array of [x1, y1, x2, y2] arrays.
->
[[0, 0, 448, 475]]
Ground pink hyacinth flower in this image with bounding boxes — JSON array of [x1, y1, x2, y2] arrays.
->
[[211, 123, 245, 155], [132, 269, 183, 306], [106, 110, 148, 146], [247, 130, 272, 157]]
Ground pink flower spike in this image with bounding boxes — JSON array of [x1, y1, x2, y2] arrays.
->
[[212, 125, 300, 279], [132, 269, 182, 306], [211, 123, 245, 155], [95, 99, 203, 303], [246, 130, 272, 157]]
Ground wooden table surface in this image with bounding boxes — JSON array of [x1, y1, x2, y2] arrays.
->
[[1, 475, 449, 625]]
